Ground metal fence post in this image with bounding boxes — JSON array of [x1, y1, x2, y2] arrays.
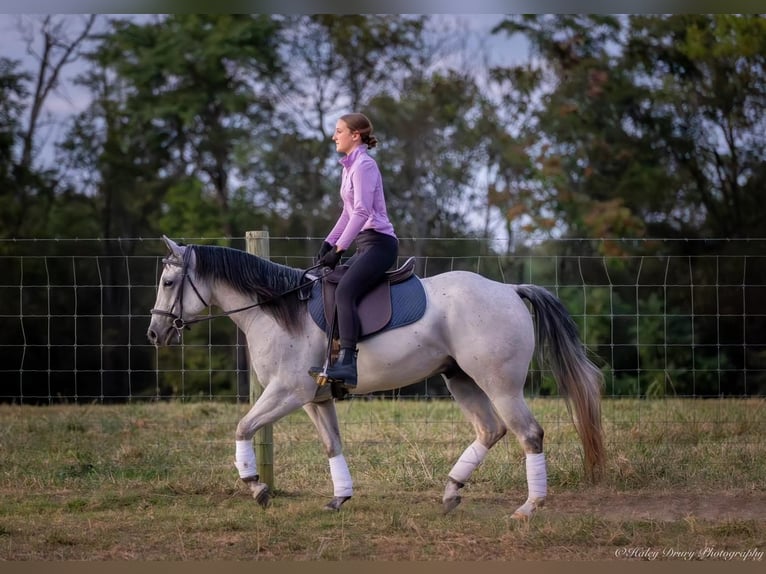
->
[[245, 230, 274, 488]]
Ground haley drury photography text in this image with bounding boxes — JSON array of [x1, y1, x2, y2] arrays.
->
[[615, 546, 763, 561]]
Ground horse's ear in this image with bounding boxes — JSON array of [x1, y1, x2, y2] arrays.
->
[[162, 235, 186, 259]]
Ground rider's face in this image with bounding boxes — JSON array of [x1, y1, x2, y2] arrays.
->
[[332, 120, 359, 155]]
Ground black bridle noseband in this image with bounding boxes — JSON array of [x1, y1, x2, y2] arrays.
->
[[150, 252, 326, 340]]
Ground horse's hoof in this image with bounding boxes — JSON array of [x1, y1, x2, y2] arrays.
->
[[442, 478, 464, 514], [442, 495, 462, 514], [323, 496, 351, 511], [511, 497, 544, 520], [247, 481, 271, 508]]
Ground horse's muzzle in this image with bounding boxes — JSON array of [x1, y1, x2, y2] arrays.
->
[[146, 321, 178, 346]]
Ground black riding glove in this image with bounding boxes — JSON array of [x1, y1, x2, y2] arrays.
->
[[316, 241, 333, 263], [319, 248, 344, 270]]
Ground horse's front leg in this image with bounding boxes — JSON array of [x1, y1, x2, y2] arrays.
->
[[303, 401, 353, 511], [234, 383, 307, 507]]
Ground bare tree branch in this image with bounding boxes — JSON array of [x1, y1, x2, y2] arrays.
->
[[19, 14, 97, 171]]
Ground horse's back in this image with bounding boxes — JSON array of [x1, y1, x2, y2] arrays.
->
[[422, 270, 530, 318], [412, 270, 534, 355]]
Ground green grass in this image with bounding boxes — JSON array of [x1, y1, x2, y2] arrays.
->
[[0, 398, 764, 560]]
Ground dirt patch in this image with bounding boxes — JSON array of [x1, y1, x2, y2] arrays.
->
[[536, 488, 766, 522]]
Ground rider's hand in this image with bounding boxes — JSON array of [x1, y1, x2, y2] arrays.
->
[[319, 248, 343, 270], [315, 241, 333, 263]]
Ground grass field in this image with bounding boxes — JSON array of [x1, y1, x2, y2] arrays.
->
[[0, 397, 764, 560]]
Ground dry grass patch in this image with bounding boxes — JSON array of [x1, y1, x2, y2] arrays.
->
[[0, 398, 764, 560]]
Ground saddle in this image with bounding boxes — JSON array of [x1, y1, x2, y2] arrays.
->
[[307, 257, 427, 339], [307, 257, 426, 398]]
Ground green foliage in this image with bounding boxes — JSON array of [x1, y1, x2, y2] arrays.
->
[[158, 179, 224, 238], [84, 14, 283, 239], [623, 15, 766, 240], [0, 57, 59, 241], [492, 14, 766, 245], [0, 58, 29, 164]]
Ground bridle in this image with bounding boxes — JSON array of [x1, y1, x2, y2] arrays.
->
[[150, 251, 328, 340], [149, 255, 211, 339]]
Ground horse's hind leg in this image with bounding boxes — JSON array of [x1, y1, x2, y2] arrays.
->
[[302, 400, 353, 511], [442, 373, 507, 514], [484, 391, 546, 520]]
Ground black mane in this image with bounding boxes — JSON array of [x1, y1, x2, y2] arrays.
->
[[188, 244, 308, 334]]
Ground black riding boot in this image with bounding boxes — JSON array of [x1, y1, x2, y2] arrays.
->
[[326, 347, 358, 389]]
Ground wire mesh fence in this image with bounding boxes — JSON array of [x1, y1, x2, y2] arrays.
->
[[2, 235, 764, 403]]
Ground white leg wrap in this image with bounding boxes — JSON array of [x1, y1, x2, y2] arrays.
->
[[328, 454, 353, 497], [526, 452, 547, 500], [235, 439, 258, 479], [448, 440, 489, 484]]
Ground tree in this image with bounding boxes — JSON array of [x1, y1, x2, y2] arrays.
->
[[492, 15, 766, 246], [83, 14, 284, 239], [0, 15, 97, 240], [622, 15, 766, 395], [0, 57, 31, 239], [623, 14, 766, 239], [491, 15, 657, 251], [65, 14, 286, 399], [17, 15, 97, 173]]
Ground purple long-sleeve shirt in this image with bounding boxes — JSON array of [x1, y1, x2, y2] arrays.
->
[[325, 146, 397, 249]]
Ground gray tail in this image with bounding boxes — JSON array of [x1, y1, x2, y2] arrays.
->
[[515, 284, 606, 481]]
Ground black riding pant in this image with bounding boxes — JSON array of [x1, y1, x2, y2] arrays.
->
[[335, 230, 398, 349]]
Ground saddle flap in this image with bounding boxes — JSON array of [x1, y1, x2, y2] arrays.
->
[[322, 265, 347, 286], [358, 282, 392, 334], [322, 273, 392, 334]]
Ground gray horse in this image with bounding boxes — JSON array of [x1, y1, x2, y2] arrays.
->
[[147, 236, 605, 519]]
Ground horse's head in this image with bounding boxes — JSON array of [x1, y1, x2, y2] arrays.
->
[[146, 236, 211, 346]]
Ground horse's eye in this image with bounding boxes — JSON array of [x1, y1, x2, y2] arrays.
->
[[163, 280, 174, 287]]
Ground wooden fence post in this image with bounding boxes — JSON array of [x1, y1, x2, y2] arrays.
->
[[245, 230, 274, 488]]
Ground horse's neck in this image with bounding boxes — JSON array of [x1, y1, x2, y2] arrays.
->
[[209, 283, 261, 333]]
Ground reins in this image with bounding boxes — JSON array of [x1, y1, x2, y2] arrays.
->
[[187, 263, 328, 326]]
